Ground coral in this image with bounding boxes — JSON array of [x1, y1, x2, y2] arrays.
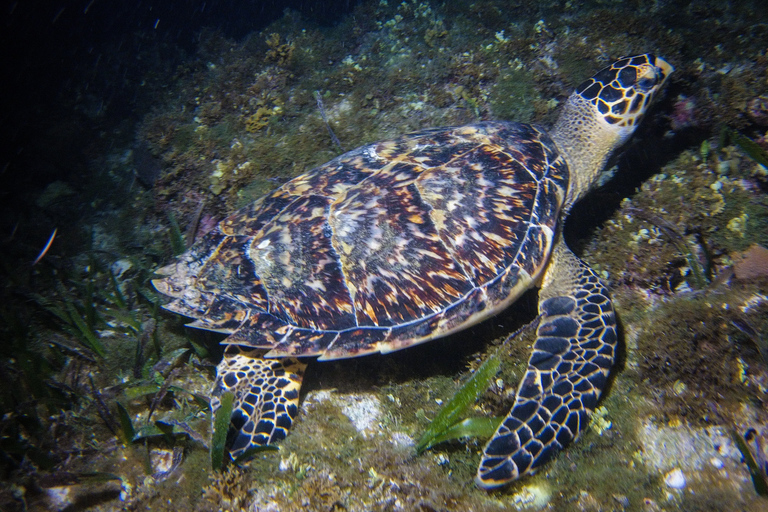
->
[[202, 467, 253, 511], [265, 33, 294, 67], [245, 106, 274, 132], [487, 66, 541, 123], [423, 19, 447, 47], [632, 291, 766, 424], [584, 143, 768, 295]]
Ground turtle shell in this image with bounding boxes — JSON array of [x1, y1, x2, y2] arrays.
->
[[153, 121, 569, 360]]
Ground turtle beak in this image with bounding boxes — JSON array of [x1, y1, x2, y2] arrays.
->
[[654, 56, 674, 84]]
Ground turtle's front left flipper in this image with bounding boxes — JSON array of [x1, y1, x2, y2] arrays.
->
[[211, 345, 307, 458], [476, 243, 617, 488]]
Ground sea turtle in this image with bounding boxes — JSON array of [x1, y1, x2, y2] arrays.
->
[[153, 53, 672, 488]]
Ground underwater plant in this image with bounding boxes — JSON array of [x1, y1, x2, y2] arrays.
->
[[416, 355, 502, 454]]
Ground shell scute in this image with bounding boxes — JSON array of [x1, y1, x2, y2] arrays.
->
[[195, 235, 270, 312], [222, 191, 295, 236], [250, 194, 356, 331], [266, 328, 340, 358], [285, 148, 385, 196], [316, 326, 391, 360], [511, 224, 553, 278], [332, 178, 472, 328], [224, 310, 289, 347], [188, 294, 250, 333]]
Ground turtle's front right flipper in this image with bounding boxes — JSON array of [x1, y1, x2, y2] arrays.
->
[[476, 243, 617, 488], [211, 345, 307, 458]]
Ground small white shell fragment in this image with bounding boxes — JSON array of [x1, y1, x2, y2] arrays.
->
[[664, 468, 686, 489], [150, 448, 175, 474], [110, 258, 132, 279], [511, 483, 551, 509], [45, 486, 72, 510], [390, 432, 414, 448], [340, 395, 381, 434], [710, 457, 724, 469]]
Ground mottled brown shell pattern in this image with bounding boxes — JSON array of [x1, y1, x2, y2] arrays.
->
[[154, 122, 569, 359]]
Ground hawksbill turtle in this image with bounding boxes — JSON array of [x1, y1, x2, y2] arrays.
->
[[153, 53, 672, 488]]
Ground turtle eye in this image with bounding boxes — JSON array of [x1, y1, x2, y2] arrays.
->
[[637, 76, 657, 92], [634, 64, 659, 93]]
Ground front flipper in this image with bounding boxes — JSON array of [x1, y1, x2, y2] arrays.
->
[[476, 243, 617, 488], [210, 345, 307, 458]]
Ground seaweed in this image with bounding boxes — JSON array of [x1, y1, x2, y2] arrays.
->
[[723, 127, 768, 170], [119, 365, 211, 449], [31, 291, 106, 358], [211, 391, 235, 470], [730, 429, 768, 497], [731, 318, 768, 366], [91, 374, 118, 436], [32, 259, 162, 366], [132, 421, 199, 443], [167, 211, 187, 256], [159, 420, 208, 446], [107, 268, 128, 309], [232, 444, 279, 466], [626, 206, 711, 289], [116, 401, 136, 445], [168, 384, 210, 410], [314, 90, 345, 152], [422, 417, 502, 448], [66, 301, 107, 357], [0, 306, 67, 472], [148, 367, 179, 421], [415, 354, 500, 454]]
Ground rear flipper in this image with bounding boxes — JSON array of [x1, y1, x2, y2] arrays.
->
[[476, 244, 617, 488], [210, 345, 307, 458]]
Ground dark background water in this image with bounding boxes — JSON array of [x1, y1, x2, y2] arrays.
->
[[2, 1, 362, 193]]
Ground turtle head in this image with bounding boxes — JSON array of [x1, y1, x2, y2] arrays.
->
[[552, 54, 673, 207], [576, 54, 674, 141]]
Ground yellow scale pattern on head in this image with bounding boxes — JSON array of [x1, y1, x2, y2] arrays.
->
[[576, 54, 668, 128]]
